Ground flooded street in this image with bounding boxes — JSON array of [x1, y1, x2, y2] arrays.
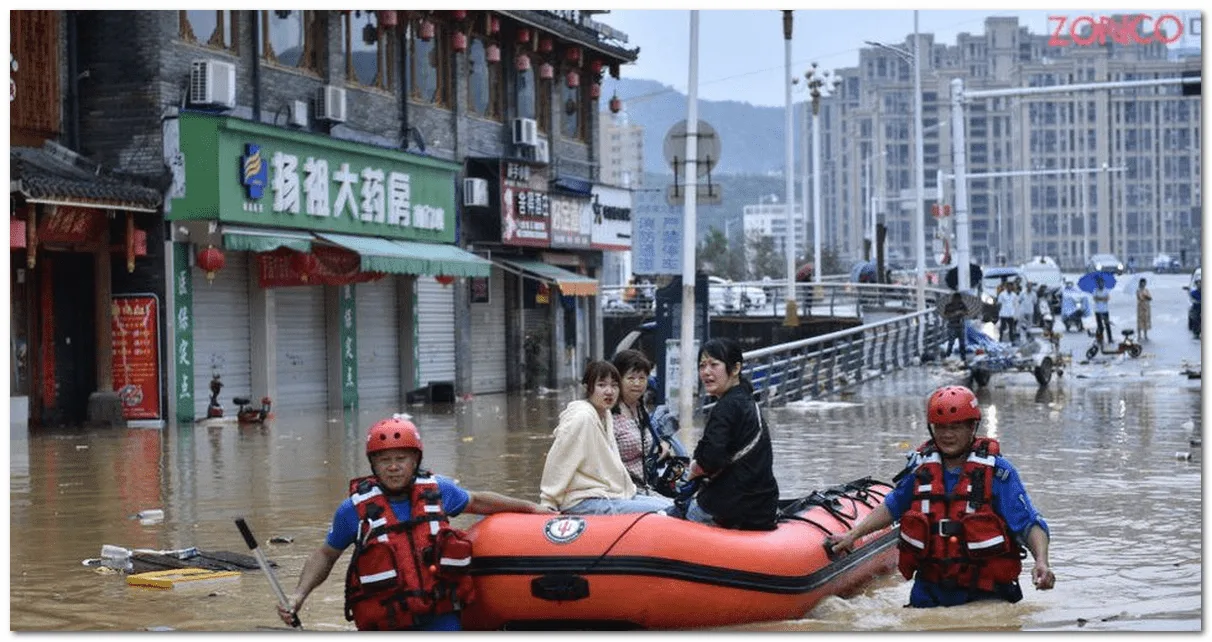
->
[[9, 273, 1203, 631]]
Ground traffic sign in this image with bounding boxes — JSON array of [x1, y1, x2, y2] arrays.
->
[[663, 119, 721, 178]]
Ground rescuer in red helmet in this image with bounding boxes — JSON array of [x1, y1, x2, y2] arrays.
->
[[277, 415, 554, 630], [827, 385, 1055, 608]]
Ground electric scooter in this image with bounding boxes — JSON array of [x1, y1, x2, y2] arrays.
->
[[1085, 328, 1142, 360]]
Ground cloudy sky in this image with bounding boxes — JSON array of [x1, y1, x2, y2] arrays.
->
[[598, 8, 1202, 107]]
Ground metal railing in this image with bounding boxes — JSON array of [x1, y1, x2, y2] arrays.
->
[[600, 278, 928, 319]]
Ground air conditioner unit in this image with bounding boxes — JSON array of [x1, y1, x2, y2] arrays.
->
[[315, 85, 347, 123], [463, 177, 490, 208], [289, 100, 308, 127], [534, 138, 550, 165], [512, 117, 538, 147], [189, 60, 237, 109]]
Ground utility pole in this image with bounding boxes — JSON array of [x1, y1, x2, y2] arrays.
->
[[677, 10, 700, 428], [781, 10, 798, 326], [911, 11, 926, 311]]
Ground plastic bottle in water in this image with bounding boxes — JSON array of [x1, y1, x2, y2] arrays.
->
[[100, 544, 132, 572]]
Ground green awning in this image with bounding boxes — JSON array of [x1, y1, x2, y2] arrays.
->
[[222, 226, 313, 252], [317, 232, 491, 277], [497, 258, 599, 296]]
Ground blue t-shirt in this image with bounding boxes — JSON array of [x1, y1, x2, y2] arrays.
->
[[326, 475, 471, 550], [885, 454, 1049, 607]]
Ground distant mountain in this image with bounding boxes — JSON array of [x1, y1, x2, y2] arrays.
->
[[602, 76, 800, 176]]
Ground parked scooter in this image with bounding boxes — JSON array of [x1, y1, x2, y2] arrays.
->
[[1085, 329, 1143, 360]]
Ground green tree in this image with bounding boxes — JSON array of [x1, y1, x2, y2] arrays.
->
[[697, 226, 746, 279], [747, 230, 783, 279], [796, 247, 848, 278]]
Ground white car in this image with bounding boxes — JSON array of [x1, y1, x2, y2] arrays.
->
[[706, 276, 766, 313]]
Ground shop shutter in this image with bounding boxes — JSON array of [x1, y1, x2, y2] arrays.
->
[[356, 276, 401, 410], [470, 268, 507, 394], [274, 285, 328, 413], [192, 251, 252, 420], [415, 277, 455, 387]]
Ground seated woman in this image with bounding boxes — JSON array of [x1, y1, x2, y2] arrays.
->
[[539, 360, 673, 515], [681, 337, 780, 530], [610, 349, 684, 496]]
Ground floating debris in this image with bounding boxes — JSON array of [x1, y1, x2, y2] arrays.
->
[[268, 536, 293, 545]]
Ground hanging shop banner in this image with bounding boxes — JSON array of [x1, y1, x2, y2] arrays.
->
[[339, 284, 357, 409], [111, 294, 162, 421], [499, 160, 551, 247], [257, 246, 385, 288], [549, 194, 592, 249], [590, 185, 633, 251], [469, 276, 491, 304], [38, 205, 107, 244], [169, 112, 459, 243], [172, 244, 194, 423]]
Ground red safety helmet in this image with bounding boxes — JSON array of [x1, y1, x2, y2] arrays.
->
[[366, 416, 423, 457], [926, 385, 981, 425]]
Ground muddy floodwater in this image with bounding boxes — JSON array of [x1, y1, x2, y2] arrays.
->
[[9, 344, 1203, 631]]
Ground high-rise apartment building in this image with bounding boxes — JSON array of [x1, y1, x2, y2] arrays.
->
[[598, 111, 645, 188], [819, 14, 1201, 271]]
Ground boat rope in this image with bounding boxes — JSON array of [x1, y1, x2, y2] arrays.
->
[[580, 511, 661, 573], [778, 513, 840, 537]]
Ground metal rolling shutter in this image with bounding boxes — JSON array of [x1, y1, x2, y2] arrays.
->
[[356, 276, 401, 410], [192, 251, 252, 420], [470, 268, 507, 394], [415, 277, 455, 387], [275, 285, 328, 413]]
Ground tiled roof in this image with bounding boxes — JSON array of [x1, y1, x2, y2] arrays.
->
[[505, 11, 639, 64], [10, 142, 164, 211]]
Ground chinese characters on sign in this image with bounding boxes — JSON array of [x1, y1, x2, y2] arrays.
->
[[112, 294, 162, 421], [590, 185, 632, 251], [630, 207, 683, 276], [549, 195, 592, 249], [173, 249, 193, 423], [500, 160, 551, 247]]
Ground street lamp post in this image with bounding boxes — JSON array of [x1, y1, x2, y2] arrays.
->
[[781, 11, 798, 326], [862, 150, 888, 260], [805, 63, 838, 286]]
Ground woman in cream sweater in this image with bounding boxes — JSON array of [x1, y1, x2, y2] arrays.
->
[[539, 360, 673, 515]]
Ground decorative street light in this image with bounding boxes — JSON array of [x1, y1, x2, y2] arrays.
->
[[804, 62, 839, 286]]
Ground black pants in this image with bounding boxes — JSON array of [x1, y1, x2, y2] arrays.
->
[[1095, 312, 1112, 344], [998, 317, 1016, 343], [945, 324, 966, 357]]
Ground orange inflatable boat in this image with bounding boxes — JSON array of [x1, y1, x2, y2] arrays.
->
[[461, 477, 898, 630]]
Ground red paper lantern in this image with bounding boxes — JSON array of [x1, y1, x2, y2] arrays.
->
[[566, 69, 580, 88], [435, 274, 456, 286], [485, 43, 501, 63], [488, 16, 500, 34], [538, 62, 554, 80], [452, 31, 467, 52], [609, 93, 623, 114], [516, 28, 531, 44], [588, 58, 603, 74], [377, 10, 397, 28], [418, 19, 435, 41], [197, 245, 226, 283], [538, 37, 553, 53], [452, 10, 467, 21], [515, 53, 531, 72], [291, 251, 320, 283], [589, 83, 601, 99], [565, 46, 581, 63]]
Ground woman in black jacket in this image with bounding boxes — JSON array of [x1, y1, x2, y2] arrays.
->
[[683, 337, 780, 530]]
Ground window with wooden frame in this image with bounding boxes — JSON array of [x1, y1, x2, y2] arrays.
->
[[466, 36, 503, 121], [536, 74, 553, 135], [409, 17, 450, 107], [260, 10, 321, 72], [516, 56, 537, 122], [561, 82, 584, 141], [343, 11, 393, 90], [180, 10, 237, 53]]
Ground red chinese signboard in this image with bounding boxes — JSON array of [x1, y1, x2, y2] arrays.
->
[[256, 246, 384, 287], [38, 205, 107, 244], [500, 160, 551, 247], [111, 294, 162, 421]]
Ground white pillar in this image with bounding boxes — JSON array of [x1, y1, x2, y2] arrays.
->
[[678, 10, 700, 426], [911, 10, 926, 310], [951, 78, 972, 293], [782, 11, 797, 323], [812, 105, 822, 283]]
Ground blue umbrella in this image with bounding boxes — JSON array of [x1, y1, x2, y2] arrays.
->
[[849, 261, 876, 283], [1077, 271, 1117, 293]]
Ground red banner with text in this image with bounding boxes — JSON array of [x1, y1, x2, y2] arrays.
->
[[111, 294, 162, 421]]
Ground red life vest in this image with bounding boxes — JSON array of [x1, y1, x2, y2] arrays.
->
[[896, 437, 1024, 595], [343, 473, 476, 630]]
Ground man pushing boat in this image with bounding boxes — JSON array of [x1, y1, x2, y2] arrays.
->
[[828, 385, 1055, 608], [276, 415, 552, 631]]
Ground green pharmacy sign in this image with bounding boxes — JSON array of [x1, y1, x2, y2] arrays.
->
[[170, 113, 459, 243]]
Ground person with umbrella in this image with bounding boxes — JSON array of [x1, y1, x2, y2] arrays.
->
[[941, 291, 970, 360]]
